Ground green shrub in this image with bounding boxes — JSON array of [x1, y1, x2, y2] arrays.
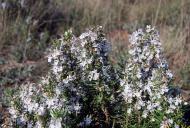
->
[[2, 26, 187, 128]]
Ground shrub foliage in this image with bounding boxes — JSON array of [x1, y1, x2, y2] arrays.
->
[[2, 26, 187, 128]]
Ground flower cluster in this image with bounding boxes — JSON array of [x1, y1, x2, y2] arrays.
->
[[3, 26, 186, 128], [121, 25, 183, 127], [5, 27, 123, 128]]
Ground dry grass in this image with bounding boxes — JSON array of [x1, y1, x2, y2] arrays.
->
[[0, 0, 190, 88]]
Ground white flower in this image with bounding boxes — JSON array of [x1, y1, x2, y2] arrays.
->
[[63, 74, 76, 84], [144, 85, 152, 96], [27, 122, 34, 128], [20, 115, 26, 123], [147, 103, 153, 111], [160, 118, 173, 128], [1, 2, 7, 10], [84, 117, 92, 125], [79, 116, 92, 126], [49, 118, 62, 128], [88, 70, 99, 81], [175, 124, 180, 128], [134, 92, 141, 97], [136, 71, 141, 79], [27, 102, 39, 113], [169, 104, 176, 110], [54, 59, 59, 66], [37, 106, 46, 116], [48, 56, 53, 63], [168, 119, 173, 124], [184, 102, 188, 105], [120, 79, 125, 86], [136, 47, 141, 53], [160, 121, 168, 128], [175, 98, 182, 106], [138, 100, 145, 107], [128, 49, 135, 55], [160, 86, 169, 94], [129, 34, 137, 45], [9, 108, 18, 119], [79, 31, 97, 42], [151, 118, 155, 122], [142, 110, 148, 118], [166, 70, 173, 79], [52, 49, 61, 58], [146, 25, 152, 33], [127, 108, 132, 114], [55, 86, 62, 95], [166, 109, 173, 114], [155, 53, 160, 59], [35, 121, 43, 128], [46, 98, 59, 109], [80, 60, 87, 67], [74, 103, 81, 111], [123, 85, 133, 103]]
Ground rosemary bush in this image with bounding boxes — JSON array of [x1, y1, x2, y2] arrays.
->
[[4, 27, 123, 128], [121, 26, 184, 128], [3, 26, 187, 128]]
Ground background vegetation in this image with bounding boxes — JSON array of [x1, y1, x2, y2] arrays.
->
[[0, 0, 190, 101]]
